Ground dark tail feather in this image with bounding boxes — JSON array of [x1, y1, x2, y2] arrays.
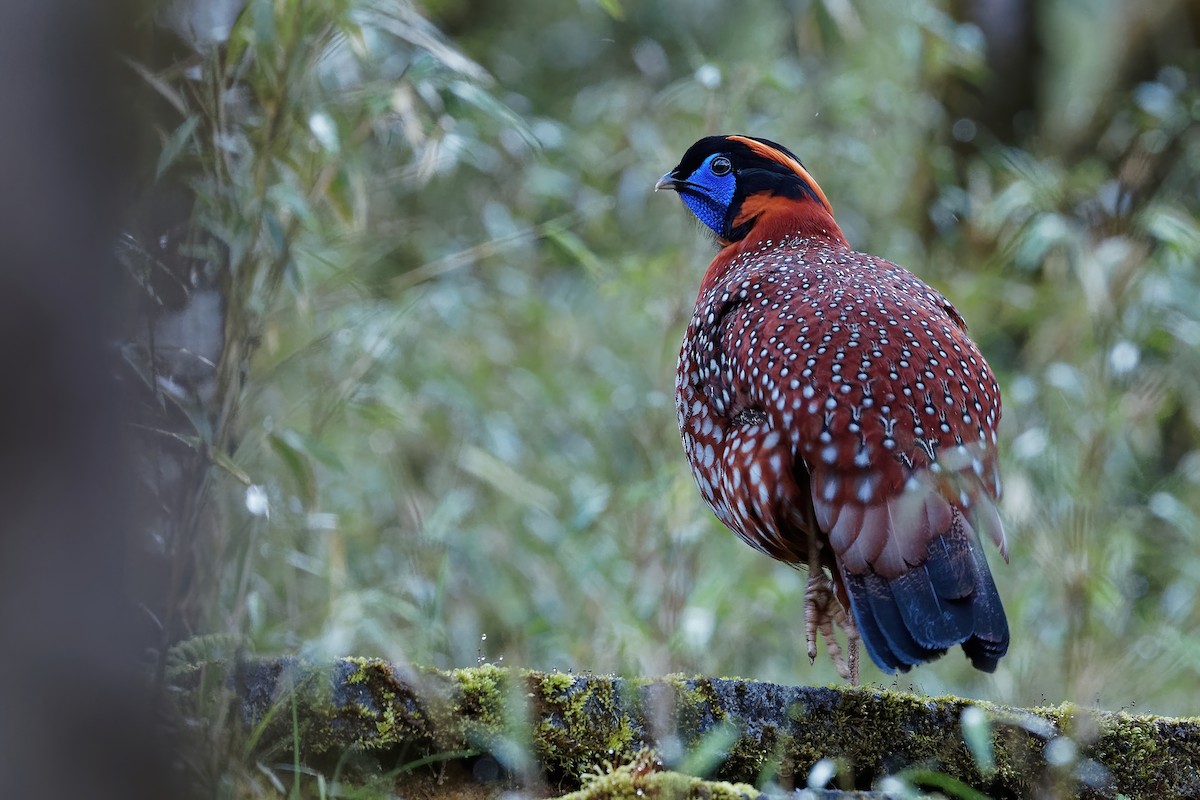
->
[[841, 527, 1009, 674], [841, 571, 909, 673], [844, 570, 950, 673], [961, 537, 1009, 672]]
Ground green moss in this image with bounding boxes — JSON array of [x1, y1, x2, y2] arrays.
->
[[343, 656, 375, 685], [558, 758, 758, 800], [774, 686, 1042, 792], [448, 663, 506, 696], [606, 717, 637, 756], [540, 670, 576, 696], [172, 659, 1200, 798], [375, 703, 398, 741], [528, 669, 638, 780], [1040, 702, 1200, 794], [448, 663, 507, 724]]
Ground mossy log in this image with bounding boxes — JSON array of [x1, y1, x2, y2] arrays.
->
[[172, 656, 1200, 798]]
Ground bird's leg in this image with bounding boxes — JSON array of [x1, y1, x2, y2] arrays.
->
[[803, 577, 819, 665], [804, 568, 853, 681], [805, 534, 856, 682], [804, 532, 822, 664], [831, 575, 861, 685], [843, 607, 860, 686]]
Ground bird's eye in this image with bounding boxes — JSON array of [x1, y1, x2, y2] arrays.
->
[[710, 156, 732, 176]]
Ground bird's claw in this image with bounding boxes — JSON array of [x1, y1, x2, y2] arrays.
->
[[804, 569, 861, 684]]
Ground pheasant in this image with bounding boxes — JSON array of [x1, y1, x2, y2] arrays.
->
[[656, 135, 1009, 681]]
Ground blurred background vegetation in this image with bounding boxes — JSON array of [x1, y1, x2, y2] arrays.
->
[[124, 0, 1200, 730]]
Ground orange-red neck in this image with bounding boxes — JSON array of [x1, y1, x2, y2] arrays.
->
[[698, 196, 848, 296]]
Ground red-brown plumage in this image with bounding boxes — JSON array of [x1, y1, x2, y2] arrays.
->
[[661, 135, 1009, 676]]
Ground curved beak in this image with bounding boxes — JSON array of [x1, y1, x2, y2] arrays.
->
[[654, 173, 680, 192]]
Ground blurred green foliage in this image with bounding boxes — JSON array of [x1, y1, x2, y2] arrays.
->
[[142, 0, 1200, 724]]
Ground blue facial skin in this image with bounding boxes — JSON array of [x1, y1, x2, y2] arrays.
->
[[678, 153, 736, 237]]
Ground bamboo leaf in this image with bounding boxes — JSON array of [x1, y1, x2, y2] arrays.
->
[[268, 432, 318, 508], [123, 57, 188, 114], [210, 447, 254, 485], [546, 226, 605, 279], [594, 0, 625, 20], [157, 115, 201, 179], [251, 0, 275, 47]]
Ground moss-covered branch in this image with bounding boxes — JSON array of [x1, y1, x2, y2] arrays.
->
[[172, 657, 1200, 798]]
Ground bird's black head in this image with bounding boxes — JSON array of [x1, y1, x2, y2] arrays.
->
[[655, 134, 834, 243]]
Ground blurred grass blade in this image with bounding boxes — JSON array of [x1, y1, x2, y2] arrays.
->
[[676, 721, 740, 778], [547, 226, 605, 278], [900, 768, 991, 800], [250, 0, 275, 46], [157, 115, 200, 178], [269, 432, 319, 508], [211, 447, 253, 486], [595, 0, 625, 20], [960, 705, 995, 776], [361, 0, 491, 82], [124, 57, 188, 114]]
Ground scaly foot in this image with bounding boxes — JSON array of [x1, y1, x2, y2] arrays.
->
[[804, 569, 861, 684]]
